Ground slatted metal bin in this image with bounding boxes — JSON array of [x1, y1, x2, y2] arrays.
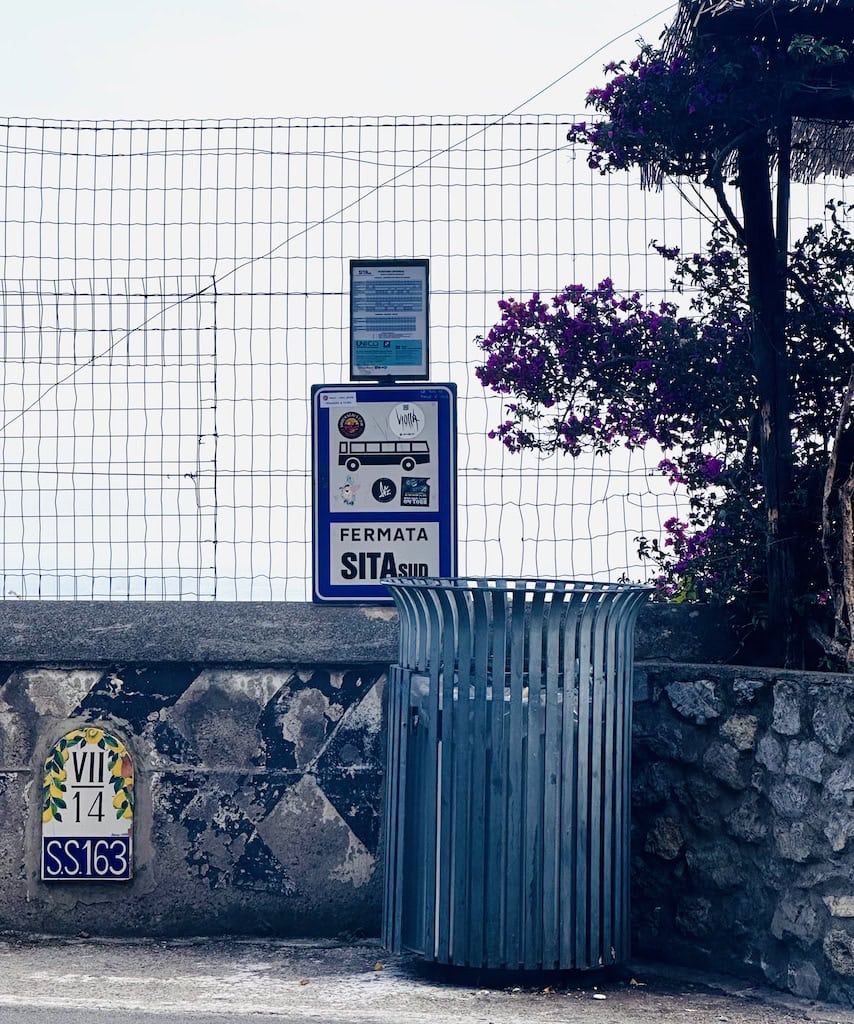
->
[[382, 577, 650, 971]]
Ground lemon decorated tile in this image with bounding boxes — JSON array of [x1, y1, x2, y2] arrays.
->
[[41, 727, 134, 881]]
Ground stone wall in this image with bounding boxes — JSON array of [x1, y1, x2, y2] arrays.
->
[[0, 600, 730, 941], [0, 661, 386, 937], [632, 662, 854, 1006], [1, 601, 852, 1006]]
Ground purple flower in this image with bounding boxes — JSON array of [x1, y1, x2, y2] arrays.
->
[[701, 457, 724, 480]]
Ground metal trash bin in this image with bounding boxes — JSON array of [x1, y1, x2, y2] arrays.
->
[[382, 577, 650, 971]]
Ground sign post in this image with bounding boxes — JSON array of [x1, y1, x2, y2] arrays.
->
[[312, 383, 456, 602]]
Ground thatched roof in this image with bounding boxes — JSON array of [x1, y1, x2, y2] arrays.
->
[[666, 0, 854, 51], [664, 0, 854, 179]]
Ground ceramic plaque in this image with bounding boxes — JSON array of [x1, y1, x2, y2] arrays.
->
[[41, 727, 134, 881]]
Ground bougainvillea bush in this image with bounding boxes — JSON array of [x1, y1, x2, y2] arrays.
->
[[565, 37, 851, 188], [477, 29, 854, 665], [475, 204, 854, 623]]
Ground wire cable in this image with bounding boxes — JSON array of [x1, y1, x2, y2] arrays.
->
[[0, 4, 676, 434]]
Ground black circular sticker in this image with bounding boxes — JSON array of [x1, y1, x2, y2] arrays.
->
[[337, 411, 365, 438], [371, 478, 397, 503]]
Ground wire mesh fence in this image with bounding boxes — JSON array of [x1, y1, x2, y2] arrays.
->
[[0, 115, 841, 600]]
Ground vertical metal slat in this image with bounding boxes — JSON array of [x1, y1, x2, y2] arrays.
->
[[601, 593, 619, 964], [467, 583, 490, 966], [504, 583, 527, 968], [542, 584, 566, 969], [450, 587, 473, 963], [574, 589, 597, 965], [485, 582, 508, 967], [522, 580, 547, 967], [559, 587, 583, 968], [588, 591, 613, 966]]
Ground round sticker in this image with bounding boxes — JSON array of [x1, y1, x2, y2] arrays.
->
[[388, 402, 425, 439], [337, 411, 365, 438], [371, 478, 397, 503]]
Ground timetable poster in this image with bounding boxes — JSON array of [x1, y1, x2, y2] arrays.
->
[[349, 259, 429, 380]]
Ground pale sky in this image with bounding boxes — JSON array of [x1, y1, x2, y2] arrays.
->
[[0, 0, 675, 118], [0, 0, 688, 600]]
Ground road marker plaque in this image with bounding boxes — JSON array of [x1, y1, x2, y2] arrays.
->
[[41, 727, 134, 881]]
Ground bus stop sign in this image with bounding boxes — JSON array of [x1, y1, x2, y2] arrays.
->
[[312, 383, 457, 602]]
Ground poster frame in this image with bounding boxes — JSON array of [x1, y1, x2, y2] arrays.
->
[[349, 258, 430, 381]]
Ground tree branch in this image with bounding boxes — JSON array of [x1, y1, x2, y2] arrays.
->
[[775, 115, 791, 257], [840, 467, 854, 666], [787, 265, 854, 359], [807, 618, 850, 663], [708, 169, 747, 245], [822, 365, 854, 649], [704, 130, 754, 245]]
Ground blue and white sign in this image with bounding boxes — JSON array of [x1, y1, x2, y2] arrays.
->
[[41, 727, 134, 882], [350, 260, 429, 380], [312, 383, 456, 602]]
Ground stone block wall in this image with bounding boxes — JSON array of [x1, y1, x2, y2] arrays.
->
[[1, 601, 852, 1007], [632, 662, 854, 1006], [0, 661, 386, 937]]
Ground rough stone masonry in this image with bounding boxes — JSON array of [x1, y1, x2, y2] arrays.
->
[[0, 602, 851, 1006], [632, 662, 854, 1007]]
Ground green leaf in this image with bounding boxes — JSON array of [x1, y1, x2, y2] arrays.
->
[[54, 797, 66, 809], [112, 777, 123, 792], [97, 738, 106, 749], [104, 735, 118, 748]]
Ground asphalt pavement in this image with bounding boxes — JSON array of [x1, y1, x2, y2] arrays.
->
[[0, 935, 852, 1024]]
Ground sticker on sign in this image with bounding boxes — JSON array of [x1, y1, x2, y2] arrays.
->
[[320, 391, 358, 407]]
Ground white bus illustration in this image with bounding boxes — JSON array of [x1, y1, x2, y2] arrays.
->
[[338, 439, 430, 473]]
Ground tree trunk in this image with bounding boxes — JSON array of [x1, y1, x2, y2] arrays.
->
[[815, 367, 854, 669], [737, 136, 797, 661]]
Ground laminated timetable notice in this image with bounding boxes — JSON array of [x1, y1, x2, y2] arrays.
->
[[350, 260, 429, 380]]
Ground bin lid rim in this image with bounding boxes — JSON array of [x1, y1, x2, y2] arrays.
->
[[383, 576, 654, 593]]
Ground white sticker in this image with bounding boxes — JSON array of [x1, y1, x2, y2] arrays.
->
[[388, 402, 425, 438], [319, 391, 358, 408]]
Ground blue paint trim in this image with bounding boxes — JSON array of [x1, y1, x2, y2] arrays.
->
[[42, 836, 132, 882]]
